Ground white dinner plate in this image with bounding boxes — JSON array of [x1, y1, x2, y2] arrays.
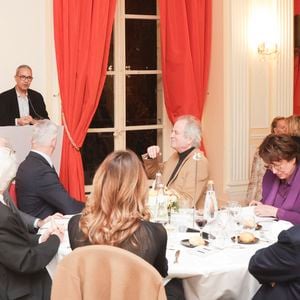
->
[[255, 216, 277, 223]]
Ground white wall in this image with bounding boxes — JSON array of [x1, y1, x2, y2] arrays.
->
[[203, 0, 293, 206], [0, 0, 61, 124]]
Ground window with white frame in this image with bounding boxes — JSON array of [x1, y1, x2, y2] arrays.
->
[[81, 0, 166, 188]]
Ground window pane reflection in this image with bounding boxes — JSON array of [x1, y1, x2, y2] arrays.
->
[[125, 0, 156, 15], [126, 129, 162, 157], [126, 75, 162, 126], [126, 19, 157, 70], [81, 132, 114, 185], [90, 76, 114, 128]]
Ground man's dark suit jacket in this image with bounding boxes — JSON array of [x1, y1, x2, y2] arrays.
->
[[3, 189, 37, 233], [249, 225, 300, 299], [0, 87, 49, 126], [0, 201, 60, 300], [16, 151, 84, 219]]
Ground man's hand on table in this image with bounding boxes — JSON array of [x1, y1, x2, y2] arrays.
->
[[37, 212, 64, 228], [39, 217, 65, 243]]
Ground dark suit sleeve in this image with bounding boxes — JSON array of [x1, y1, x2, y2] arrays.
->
[[0, 210, 60, 274], [249, 227, 300, 284], [34, 167, 84, 214], [3, 190, 36, 232], [0, 89, 18, 126], [17, 210, 36, 232]]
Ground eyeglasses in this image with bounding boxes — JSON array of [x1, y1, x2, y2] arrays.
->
[[17, 75, 33, 81], [264, 161, 285, 171]]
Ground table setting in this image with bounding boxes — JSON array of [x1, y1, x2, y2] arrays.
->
[[163, 204, 293, 300], [39, 195, 293, 300]]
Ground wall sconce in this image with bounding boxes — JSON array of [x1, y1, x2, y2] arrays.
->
[[257, 42, 278, 58]]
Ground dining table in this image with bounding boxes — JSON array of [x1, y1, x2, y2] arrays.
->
[[40, 208, 293, 300], [165, 207, 293, 300]]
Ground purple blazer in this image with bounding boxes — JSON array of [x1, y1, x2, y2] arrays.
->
[[262, 163, 300, 224]]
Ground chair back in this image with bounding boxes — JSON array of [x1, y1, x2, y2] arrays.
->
[[51, 245, 167, 300]]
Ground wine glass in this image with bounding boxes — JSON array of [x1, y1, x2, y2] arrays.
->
[[227, 201, 242, 246], [241, 212, 256, 233], [195, 214, 207, 239]]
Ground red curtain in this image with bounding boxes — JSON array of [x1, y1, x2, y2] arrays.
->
[[296, 0, 300, 15], [159, 0, 212, 123], [53, 0, 116, 200]]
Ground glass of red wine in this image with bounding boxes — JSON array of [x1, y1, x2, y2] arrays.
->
[[195, 214, 207, 238]]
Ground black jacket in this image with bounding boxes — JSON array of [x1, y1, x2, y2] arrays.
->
[[0, 88, 48, 126], [249, 225, 300, 299], [0, 202, 60, 299], [16, 151, 84, 219]]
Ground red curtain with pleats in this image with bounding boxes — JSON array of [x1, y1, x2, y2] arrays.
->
[[295, 1, 300, 114], [159, 0, 212, 124], [53, 0, 116, 200]]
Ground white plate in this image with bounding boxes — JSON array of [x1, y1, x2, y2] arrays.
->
[[255, 216, 277, 223]]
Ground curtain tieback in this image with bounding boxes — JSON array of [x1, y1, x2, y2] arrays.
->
[[62, 112, 80, 151]]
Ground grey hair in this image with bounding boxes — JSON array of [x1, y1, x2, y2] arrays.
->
[[16, 65, 32, 75], [0, 140, 17, 192], [175, 115, 202, 148], [32, 120, 58, 147]]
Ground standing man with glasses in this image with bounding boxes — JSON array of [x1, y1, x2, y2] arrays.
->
[[0, 65, 49, 126]]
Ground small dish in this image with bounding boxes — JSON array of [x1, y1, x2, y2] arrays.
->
[[181, 239, 208, 248], [231, 236, 259, 244]]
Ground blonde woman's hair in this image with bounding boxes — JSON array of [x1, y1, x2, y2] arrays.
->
[[286, 115, 300, 136], [270, 116, 285, 133], [79, 150, 150, 246]]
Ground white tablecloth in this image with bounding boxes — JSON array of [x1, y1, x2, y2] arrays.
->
[[41, 212, 293, 300], [165, 209, 293, 300], [167, 232, 264, 300]]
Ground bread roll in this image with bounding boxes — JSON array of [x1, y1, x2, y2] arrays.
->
[[189, 236, 205, 246], [242, 219, 256, 229], [239, 232, 255, 243]]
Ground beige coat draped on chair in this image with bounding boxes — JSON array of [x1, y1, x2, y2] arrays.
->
[[51, 245, 167, 300]]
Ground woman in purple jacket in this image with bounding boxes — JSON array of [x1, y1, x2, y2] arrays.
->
[[250, 134, 300, 224]]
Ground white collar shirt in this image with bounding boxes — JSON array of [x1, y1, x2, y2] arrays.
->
[[15, 88, 29, 118], [0, 194, 6, 206]]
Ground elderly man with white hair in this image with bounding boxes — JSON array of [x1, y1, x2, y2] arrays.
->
[[0, 140, 64, 300], [16, 119, 84, 219], [142, 115, 209, 208], [0, 137, 63, 232]]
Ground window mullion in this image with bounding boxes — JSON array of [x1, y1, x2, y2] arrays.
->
[[114, 0, 126, 150]]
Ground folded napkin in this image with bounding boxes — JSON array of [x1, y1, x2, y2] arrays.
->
[[269, 220, 293, 241]]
